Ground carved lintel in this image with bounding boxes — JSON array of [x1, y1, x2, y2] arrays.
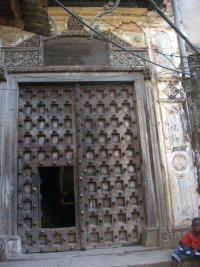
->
[[0, 65, 7, 81]]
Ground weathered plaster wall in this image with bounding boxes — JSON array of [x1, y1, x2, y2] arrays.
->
[[177, 0, 200, 49]]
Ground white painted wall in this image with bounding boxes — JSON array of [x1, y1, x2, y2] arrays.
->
[[177, 0, 200, 48]]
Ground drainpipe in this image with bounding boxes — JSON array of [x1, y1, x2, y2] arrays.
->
[[171, 0, 191, 78], [171, 0, 192, 140]]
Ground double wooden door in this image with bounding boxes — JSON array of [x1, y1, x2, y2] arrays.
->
[[17, 82, 144, 253]]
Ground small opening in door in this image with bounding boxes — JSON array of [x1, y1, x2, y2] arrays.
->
[[39, 166, 75, 228]]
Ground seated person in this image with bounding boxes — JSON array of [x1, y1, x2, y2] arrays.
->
[[171, 217, 200, 267]]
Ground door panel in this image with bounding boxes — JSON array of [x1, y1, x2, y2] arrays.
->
[[18, 84, 80, 253], [17, 82, 144, 253], [79, 83, 144, 248]]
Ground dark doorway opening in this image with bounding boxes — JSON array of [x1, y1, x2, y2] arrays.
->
[[39, 166, 75, 228]]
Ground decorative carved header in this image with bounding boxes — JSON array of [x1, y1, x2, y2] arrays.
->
[[2, 30, 147, 72]]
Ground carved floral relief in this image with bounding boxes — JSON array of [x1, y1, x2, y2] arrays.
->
[[4, 51, 40, 67], [163, 103, 185, 150]]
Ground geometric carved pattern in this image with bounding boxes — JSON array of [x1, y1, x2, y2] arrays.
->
[[18, 84, 79, 253], [4, 50, 41, 67], [17, 82, 144, 253], [111, 51, 146, 67], [79, 83, 144, 247], [17, 35, 41, 48], [66, 15, 84, 31]]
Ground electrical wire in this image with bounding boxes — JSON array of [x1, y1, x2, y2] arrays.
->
[[53, 0, 191, 76], [101, 18, 192, 67], [158, 51, 192, 59], [102, 19, 199, 60], [157, 51, 178, 69]]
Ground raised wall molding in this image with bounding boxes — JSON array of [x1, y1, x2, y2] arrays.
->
[[163, 83, 185, 101]]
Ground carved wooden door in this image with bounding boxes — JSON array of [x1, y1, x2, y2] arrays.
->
[[78, 83, 144, 248], [17, 82, 144, 253]]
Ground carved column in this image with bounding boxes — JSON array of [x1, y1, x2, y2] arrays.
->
[[159, 79, 199, 229], [135, 78, 161, 247], [0, 75, 22, 260]]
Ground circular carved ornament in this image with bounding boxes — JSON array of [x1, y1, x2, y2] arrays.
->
[[161, 231, 169, 241], [0, 239, 5, 252], [172, 154, 188, 171]]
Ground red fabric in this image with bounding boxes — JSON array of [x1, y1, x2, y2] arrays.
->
[[181, 230, 200, 248]]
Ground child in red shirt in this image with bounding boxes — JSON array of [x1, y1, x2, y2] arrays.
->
[[171, 217, 200, 266]]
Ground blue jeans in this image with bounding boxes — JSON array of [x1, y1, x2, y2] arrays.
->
[[171, 245, 200, 262]]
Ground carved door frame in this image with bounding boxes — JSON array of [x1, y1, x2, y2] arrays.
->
[[5, 71, 165, 250]]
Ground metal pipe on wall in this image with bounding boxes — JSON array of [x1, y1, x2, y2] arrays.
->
[[171, 0, 191, 78]]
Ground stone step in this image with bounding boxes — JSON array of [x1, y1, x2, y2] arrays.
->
[[1, 247, 200, 267]]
